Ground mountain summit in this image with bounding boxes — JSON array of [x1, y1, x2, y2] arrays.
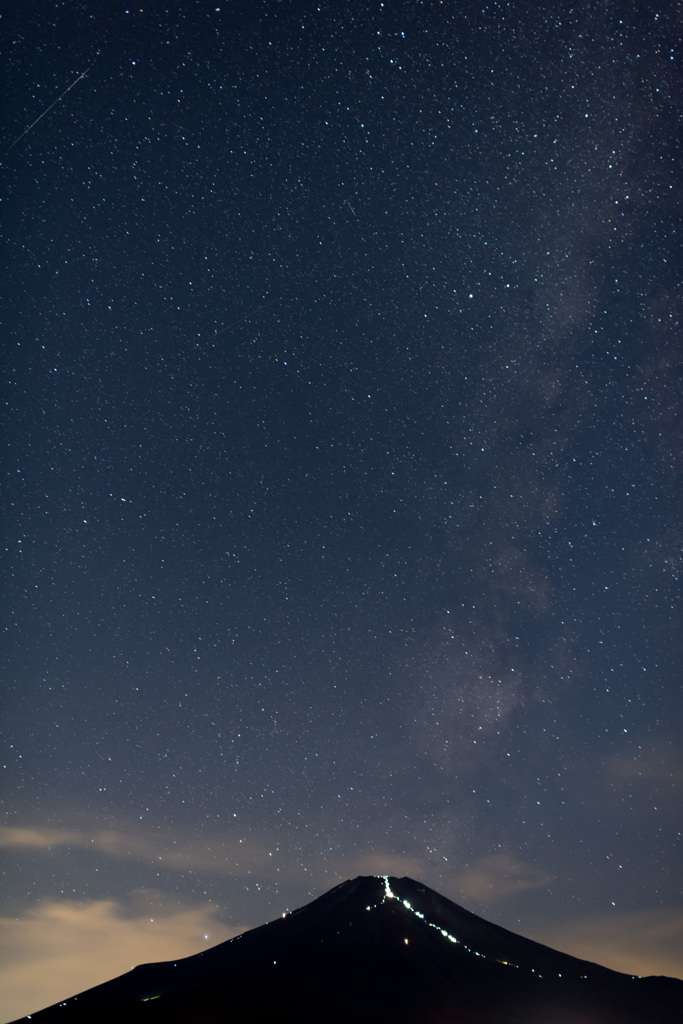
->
[[12, 875, 682, 1023]]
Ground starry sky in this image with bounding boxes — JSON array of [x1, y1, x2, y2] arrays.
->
[[1, 1, 681, 1018]]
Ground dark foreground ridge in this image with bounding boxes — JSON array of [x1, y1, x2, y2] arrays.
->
[[12, 875, 682, 1023]]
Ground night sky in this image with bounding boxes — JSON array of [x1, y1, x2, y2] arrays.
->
[[1, 1, 681, 1018]]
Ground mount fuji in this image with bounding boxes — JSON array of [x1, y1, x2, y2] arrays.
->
[[11, 875, 682, 1023]]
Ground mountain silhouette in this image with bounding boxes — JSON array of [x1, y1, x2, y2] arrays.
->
[[11, 875, 682, 1023]]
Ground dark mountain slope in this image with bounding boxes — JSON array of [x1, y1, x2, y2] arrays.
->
[[12, 875, 682, 1023]]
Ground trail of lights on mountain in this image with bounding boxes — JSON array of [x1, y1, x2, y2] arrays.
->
[[378, 876, 515, 965], [375, 877, 596, 979]]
